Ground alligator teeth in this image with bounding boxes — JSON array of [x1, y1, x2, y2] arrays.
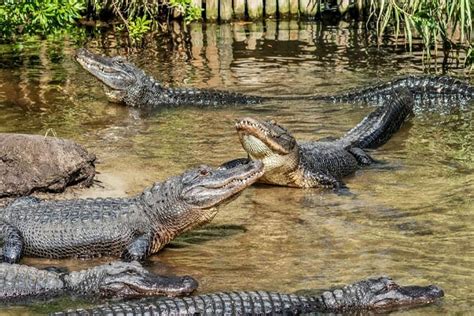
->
[[221, 171, 262, 188], [237, 120, 269, 136]]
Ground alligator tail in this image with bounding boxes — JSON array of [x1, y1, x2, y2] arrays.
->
[[303, 75, 474, 104], [337, 88, 414, 149]]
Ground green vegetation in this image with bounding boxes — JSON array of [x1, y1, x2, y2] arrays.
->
[[364, 0, 472, 67], [127, 15, 152, 40], [0, 0, 85, 39], [0, 0, 202, 41], [86, 0, 203, 40], [0, 0, 471, 67]]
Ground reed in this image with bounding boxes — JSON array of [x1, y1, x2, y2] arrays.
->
[[1, 0, 472, 67], [365, 0, 472, 63]]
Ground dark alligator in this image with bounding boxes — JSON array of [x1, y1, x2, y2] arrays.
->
[[311, 75, 474, 103], [312, 75, 473, 108], [0, 133, 95, 199], [76, 48, 472, 109], [0, 161, 263, 263], [52, 276, 444, 315], [76, 48, 264, 107], [0, 261, 197, 304], [224, 89, 413, 189]]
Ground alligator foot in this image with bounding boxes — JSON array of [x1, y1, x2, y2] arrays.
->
[[122, 234, 152, 261], [348, 147, 374, 166]]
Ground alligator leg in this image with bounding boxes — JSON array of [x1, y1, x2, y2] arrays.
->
[[7, 196, 41, 208], [0, 222, 24, 263], [122, 234, 152, 261], [348, 147, 374, 166], [302, 170, 347, 190]]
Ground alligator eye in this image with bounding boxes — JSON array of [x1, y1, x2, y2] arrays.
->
[[199, 169, 209, 176]]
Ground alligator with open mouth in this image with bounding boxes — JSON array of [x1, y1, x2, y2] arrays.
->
[[224, 89, 413, 188]]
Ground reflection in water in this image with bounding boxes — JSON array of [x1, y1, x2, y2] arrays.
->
[[0, 20, 472, 314]]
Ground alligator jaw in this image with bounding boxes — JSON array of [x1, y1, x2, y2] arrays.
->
[[182, 160, 263, 209], [372, 284, 445, 311], [235, 117, 295, 156], [101, 274, 198, 298], [75, 48, 137, 92], [354, 276, 444, 312]]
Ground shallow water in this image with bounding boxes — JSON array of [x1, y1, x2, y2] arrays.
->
[[0, 21, 472, 315]]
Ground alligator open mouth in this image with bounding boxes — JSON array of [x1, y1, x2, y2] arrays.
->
[[236, 117, 293, 155], [210, 161, 263, 190]]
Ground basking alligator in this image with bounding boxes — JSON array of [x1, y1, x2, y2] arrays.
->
[[0, 133, 95, 198], [313, 75, 473, 108], [76, 48, 472, 108], [0, 261, 197, 304], [224, 89, 414, 188], [0, 161, 263, 263], [76, 48, 264, 107], [53, 276, 444, 315]]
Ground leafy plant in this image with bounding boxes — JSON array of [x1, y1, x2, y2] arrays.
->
[[365, 0, 472, 66], [183, 4, 203, 23], [168, 0, 202, 23], [128, 15, 152, 41], [0, 0, 85, 39]]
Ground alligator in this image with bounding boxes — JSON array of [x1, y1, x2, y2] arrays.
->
[[312, 74, 473, 110], [0, 133, 95, 198], [76, 48, 264, 107], [0, 261, 197, 304], [223, 89, 414, 189], [76, 48, 472, 109], [0, 160, 263, 263], [52, 276, 444, 315]]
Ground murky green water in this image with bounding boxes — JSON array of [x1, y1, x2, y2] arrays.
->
[[0, 21, 472, 315]]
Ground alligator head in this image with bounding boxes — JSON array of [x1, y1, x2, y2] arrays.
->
[[321, 276, 444, 313], [236, 117, 299, 177], [66, 261, 198, 298], [140, 160, 264, 249], [75, 48, 150, 103]]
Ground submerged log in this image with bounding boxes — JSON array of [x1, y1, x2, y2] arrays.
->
[[0, 133, 96, 198]]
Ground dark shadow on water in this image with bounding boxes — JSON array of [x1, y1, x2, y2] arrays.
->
[[167, 224, 248, 248]]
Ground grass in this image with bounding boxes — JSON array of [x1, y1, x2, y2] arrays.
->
[[0, 0, 471, 67], [364, 0, 472, 67]]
